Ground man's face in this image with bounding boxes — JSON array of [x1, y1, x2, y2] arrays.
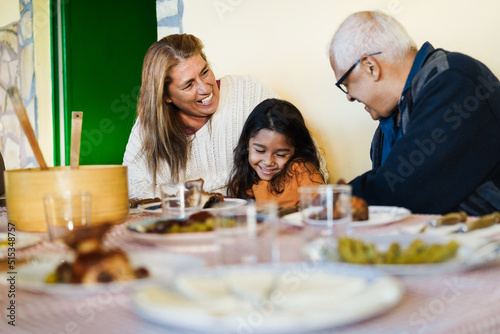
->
[[332, 56, 398, 120]]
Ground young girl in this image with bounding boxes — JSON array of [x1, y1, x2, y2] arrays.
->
[[227, 98, 326, 207]]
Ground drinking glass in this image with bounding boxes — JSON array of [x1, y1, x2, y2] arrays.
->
[[215, 201, 278, 266], [44, 190, 92, 241], [299, 184, 352, 241], [160, 180, 203, 219]]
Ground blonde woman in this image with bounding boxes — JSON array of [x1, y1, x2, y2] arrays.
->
[[123, 34, 279, 198]]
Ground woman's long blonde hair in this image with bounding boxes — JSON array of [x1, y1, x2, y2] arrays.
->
[[137, 34, 207, 188]]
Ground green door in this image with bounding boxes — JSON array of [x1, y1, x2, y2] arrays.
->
[[52, 0, 157, 166]]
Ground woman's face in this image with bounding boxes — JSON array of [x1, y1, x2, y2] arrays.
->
[[166, 54, 220, 125], [248, 129, 295, 181]]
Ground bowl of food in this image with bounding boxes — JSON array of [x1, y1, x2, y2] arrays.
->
[[5, 165, 129, 232]]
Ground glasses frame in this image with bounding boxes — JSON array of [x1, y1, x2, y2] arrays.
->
[[335, 51, 382, 94]]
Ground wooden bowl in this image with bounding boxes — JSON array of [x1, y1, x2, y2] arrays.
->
[[5, 165, 129, 232]]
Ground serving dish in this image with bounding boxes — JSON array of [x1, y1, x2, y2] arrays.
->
[[5, 165, 129, 231]]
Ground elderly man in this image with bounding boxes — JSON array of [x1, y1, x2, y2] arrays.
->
[[329, 11, 500, 215]]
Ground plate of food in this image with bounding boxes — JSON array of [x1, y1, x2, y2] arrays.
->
[[133, 262, 403, 333], [137, 198, 247, 213], [281, 206, 411, 227], [2, 224, 204, 295], [6, 251, 203, 295], [305, 234, 500, 275], [0, 232, 42, 251], [127, 208, 268, 244], [127, 210, 217, 243]]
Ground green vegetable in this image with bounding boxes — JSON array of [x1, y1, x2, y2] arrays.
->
[[337, 238, 460, 265]]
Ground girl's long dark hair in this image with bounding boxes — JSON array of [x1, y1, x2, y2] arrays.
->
[[227, 98, 324, 199]]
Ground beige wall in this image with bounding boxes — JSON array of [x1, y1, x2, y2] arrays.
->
[[181, 0, 500, 182], [0, 0, 20, 26], [32, 0, 53, 165]]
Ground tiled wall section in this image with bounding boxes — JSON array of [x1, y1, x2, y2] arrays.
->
[[0, 0, 37, 170], [156, 0, 184, 38]]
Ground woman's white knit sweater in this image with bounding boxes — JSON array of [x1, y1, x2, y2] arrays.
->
[[123, 75, 280, 198]]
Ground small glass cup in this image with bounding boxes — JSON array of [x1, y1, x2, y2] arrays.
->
[[215, 201, 278, 266], [160, 180, 203, 219], [299, 184, 352, 242], [44, 190, 92, 241]]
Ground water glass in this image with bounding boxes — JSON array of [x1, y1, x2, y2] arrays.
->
[[44, 190, 92, 241], [299, 184, 352, 240], [160, 180, 203, 219], [215, 201, 278, 265]]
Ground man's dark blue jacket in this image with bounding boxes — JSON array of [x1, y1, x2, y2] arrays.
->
[[350, 42, 500, 215]]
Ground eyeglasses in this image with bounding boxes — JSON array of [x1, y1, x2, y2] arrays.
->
[[335, 51, 382, 94]]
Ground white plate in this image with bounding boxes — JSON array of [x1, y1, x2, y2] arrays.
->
[[306, 234, 500, 276], [127, 215, 267, 245], [282, 205, 411, 227], [133, 263, 403, 333], [137, 198, 247, 213], [136, 202, 162, 212], [3, 251, 203, 295], [0, 233, 42, 251], [365, 206, 412, 226], [127, 219, 215, 243]]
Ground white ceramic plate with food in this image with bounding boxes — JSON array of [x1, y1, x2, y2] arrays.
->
[[282, 206, 411, 227], [305, 234, 500, 276], [127, 217, 266, 245], [127, 219, 216, 244], [3, 251, 203, 295], [137, 198, 247, 213], [133, 262, 403, 333], [0, 232, 42, 252]]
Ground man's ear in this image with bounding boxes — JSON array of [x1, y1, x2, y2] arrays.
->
[[360, 55, 382, 82]]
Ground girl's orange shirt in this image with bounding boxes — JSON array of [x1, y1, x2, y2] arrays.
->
[[249, 161, 325, 207]]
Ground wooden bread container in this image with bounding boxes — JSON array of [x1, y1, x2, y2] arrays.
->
[[5, 165, 129, 232]]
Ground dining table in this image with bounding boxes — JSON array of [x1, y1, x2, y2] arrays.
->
[[1, 204, 500, 334]]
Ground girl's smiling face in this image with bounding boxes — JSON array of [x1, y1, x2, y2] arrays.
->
[[248, 129, 295, 181]]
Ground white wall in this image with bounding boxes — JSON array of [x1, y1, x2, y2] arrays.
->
[[180, 0, 500, 182]]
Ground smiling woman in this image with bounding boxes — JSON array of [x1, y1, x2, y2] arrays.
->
[[123, 34, 279, 198]]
